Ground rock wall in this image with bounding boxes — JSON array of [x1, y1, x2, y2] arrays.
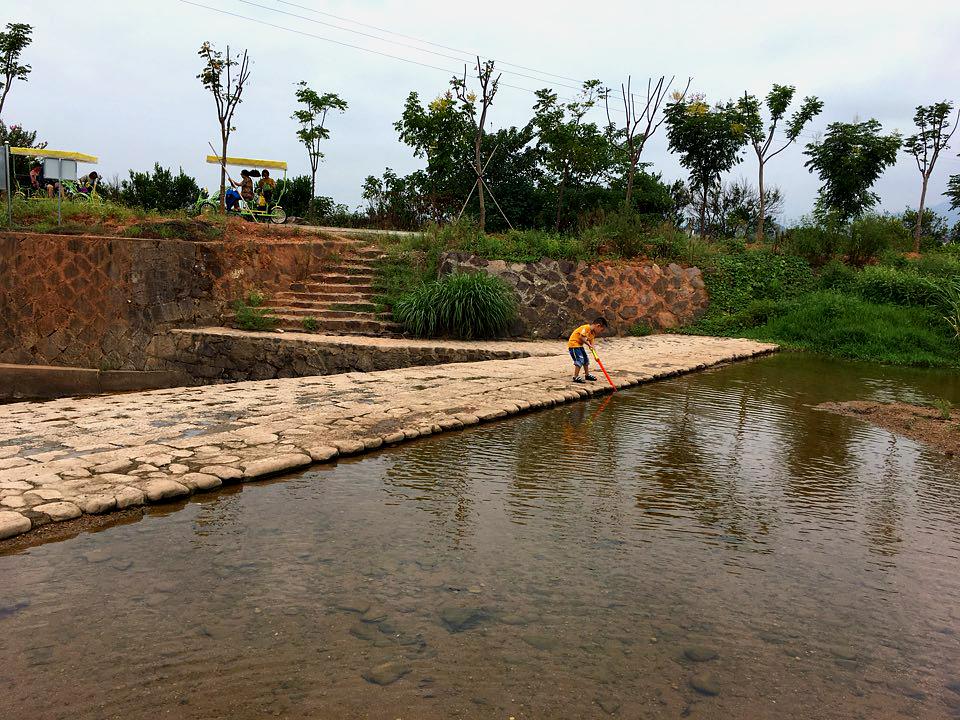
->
[[0, 232, 334, 369], [150, 329, 534, 383], [439, 253, 709, 338]]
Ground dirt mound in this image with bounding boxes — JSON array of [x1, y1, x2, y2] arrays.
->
[[818, 400, 960, 456]]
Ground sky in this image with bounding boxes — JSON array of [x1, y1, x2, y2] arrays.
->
[[5, 0, 960, 223]]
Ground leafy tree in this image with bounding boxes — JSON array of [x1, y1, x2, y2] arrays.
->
[[705, 179, 784, 239], [903, 101, 958, 252], [664, 94, 748, 238], [737, 85, 823, 241], [394, 90, 472, 221], [0, 22, 32, 118], [120, 164, 200, 212], [900, 207, 949, 245], [292, 82, 347, 199], [197, 42, 251, 212], [804, 120, 900, 223], [452, 58, 501, 231], [947, 173, 960, 212], [0, 120, 45, 180], [532, 81, 612, 230], [604, 75, 690, 208]]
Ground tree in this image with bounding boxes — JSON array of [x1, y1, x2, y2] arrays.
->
[[804, 120, 900, 223], [197, 42, 251, 212], [903, 101, 958, 252], [394, 90, 472, 221], [664, 94, 748, 238], [947, 173, 960, 212], [737, 85, 823, 241], [0, 22, 32, 118], [704, 179, 784, 238], [605, 75, 691, 207], [532, 81, 612, 230], [452, 57, 501, 231], [292, 82, 347, 199], [900, 207, 949, 245]]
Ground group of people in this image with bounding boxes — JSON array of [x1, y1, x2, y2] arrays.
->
[[26, 163, 99, 198], [224, 169, 276, 212]]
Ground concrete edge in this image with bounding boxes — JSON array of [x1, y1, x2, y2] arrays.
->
[[0, 364, 192, 401], [0, 343, 778, 546]]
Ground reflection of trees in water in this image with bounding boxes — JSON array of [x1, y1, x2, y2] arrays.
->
[[862, 439, 905, 558]]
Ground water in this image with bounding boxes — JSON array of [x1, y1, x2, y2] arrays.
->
[[2, 353, 960, 719]]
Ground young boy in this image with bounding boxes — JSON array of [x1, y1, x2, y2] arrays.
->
[[567, 317, 608, 383]]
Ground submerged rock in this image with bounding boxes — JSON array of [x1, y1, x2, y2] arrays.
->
[[595, 695, 621, 715], [684, 645, 719, 662], [335, 598, 371, 614], [690, 672, 721, 696], [440, 606, 486, 633], [362, 661, 411, 686], [521, 633, 559, 651]]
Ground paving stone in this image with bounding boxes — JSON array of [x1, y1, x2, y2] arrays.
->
[[92, 459, 134, 474], [168, 463, 190, 474], [142, 479, 190, 502], [180, 473, 222, 492], [307, 446, 339, 462], [77, 494, 117, 514], [23, 487, 62, 502], [334, 440, 365, 455], [242, 453, 312, 479], [198, 465, 243, 480], [0, 510, 31, 539], [1, 495, 26, 508], [114, 486, 146, 509], [0, 480, 33, 491], [32, 501, 82, 521]]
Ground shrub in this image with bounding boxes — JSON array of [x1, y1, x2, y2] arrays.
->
[[818, 259, 856, 293], [232, 291, 278, 331], [845, 214, 908, 265], [393, 272, 517, 339], [301, 317, 318, 332], [783, 224, 843, 266], [734, 298, 791, 328], [852, 266, 940, 307], [120, 163, 200, 212], [938, 280, 960, 341], [933, 398, 952, 420], [913, 252, 960, 283], [628, 323, 653, 337]]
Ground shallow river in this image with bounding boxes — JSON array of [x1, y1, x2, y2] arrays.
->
[[2, 354, 960, 719]]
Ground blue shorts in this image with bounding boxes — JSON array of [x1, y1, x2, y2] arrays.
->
[[569, 347, 589, 367]]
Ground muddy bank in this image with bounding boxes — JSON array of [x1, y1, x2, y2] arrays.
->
[[818, 400, 960, 456]]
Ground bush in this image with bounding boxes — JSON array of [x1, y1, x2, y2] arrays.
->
[[783, 223, 843, 266], [845, 214, 907, 265], [120, 163, 200, 212], [628, 323, 653, 337], [818, 259, 856, 292], [232, 291, 278, 331], [393, 272, 517, 339], [851, 266, 940, 308]]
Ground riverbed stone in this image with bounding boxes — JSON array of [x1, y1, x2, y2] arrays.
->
[[180, 473, 222, 492], [440, 606, 487, 633], [362, 661, 411, 686], [241, 453, 311, 479], [522, 633, 559, 651], [32, 501, 81, 521], [684, 645, 719, 662], [142, 479, 190, 502], [690, 672, 721, 696], [0, 511, 31, 539]]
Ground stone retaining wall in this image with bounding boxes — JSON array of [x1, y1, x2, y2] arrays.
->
[[0, 232, 335, 369], [150, 328, 536, 382], [439, 253, 709, 338]]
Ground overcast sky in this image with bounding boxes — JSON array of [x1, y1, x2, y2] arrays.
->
[[6, 0, 960, 222]]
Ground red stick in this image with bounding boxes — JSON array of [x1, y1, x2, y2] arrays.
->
[[588, 345, 616, 392]]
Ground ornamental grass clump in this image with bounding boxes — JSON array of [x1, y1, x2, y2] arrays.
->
[[394, 272, 517, 339]]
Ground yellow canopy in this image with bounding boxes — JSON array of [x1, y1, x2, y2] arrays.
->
[[206, 155, 287, 171], [10, 147, 98, 163]]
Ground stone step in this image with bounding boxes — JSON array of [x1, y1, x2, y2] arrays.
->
[[309, 272, 376, 285], [274, 290, 375, 304], [272, 315, 403, 335], [264, 299, 378, 313], [258, 306, 388, 320], [288, 282, 376, 294]]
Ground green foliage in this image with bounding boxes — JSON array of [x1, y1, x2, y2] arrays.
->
[[747, 291, 959, 367], [301, 317, 318, 332], [803, 120, 901, 222], [628, 323, 653, 337], [394, 272, 517, 339], [933, 398, 952, 420], [851, 266, 940, 307], [818, 259, 856, 292], [937, 279, 960, 341], [120, 163, 200, 212], [232, 291, 278, 331], [292, 81, 348, 195], [901, 207, 949, 247], [0, 22, 33, 115], [947, 174, 960, 212], [845, 214, 907, 265], [664, 94, 748, 235]]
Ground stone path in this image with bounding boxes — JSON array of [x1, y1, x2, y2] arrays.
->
[[0, 335, 775, 541]]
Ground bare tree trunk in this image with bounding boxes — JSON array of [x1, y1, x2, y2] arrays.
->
[[699, 185, 708, 240], [756, 160, 766, 244], [555, 164, 569, 231], [625, 151, 637, 208], [475, 136, 485, 231], [219, 134, 228, 213], [310, 168, 316, 200], [914, 175, 929, 254]]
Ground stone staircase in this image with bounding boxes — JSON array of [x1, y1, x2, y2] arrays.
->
[[259, 243, 403, 336]]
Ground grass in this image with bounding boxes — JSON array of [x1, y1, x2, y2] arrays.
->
[[933, 399, 952, 419], [301, 317, 318, 332], [232, 291, 279, 332], [393, 272, 517, 339]]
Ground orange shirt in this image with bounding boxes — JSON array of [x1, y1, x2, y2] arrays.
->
[[567, 324, 595, 349]]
